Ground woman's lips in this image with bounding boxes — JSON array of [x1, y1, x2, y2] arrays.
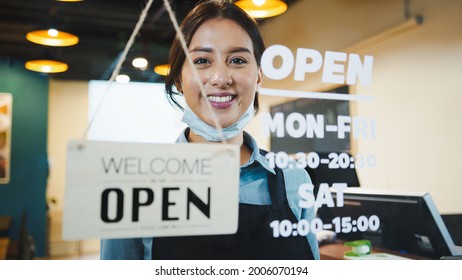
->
[[207, 94, 235, 109]]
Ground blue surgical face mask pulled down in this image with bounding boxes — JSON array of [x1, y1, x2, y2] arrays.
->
[[181, 101, 255, 142]]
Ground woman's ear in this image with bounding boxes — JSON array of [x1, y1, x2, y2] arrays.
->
[[257, 68, 263, 88]]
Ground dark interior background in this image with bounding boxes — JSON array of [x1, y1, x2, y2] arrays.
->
[[0, 0, 298, 82]]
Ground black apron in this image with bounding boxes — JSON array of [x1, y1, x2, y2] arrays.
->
[[151, 156, 314, 260]]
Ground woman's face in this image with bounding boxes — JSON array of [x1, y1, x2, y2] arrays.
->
[[178, 18, 261, 128]]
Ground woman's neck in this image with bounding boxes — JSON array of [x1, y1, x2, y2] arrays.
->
[[187, 129, 251, 165]]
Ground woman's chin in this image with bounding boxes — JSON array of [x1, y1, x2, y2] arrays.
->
[[201, 117, 232, 129]]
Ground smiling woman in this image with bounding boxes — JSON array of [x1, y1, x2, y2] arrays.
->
[[179, 18, 261, 130], [100, 0, 319, 260]]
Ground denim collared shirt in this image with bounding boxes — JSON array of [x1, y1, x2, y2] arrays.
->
[[100, 131, 320, 260]]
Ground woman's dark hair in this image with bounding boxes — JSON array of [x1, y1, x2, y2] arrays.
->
[[164, 0, 265, 114]]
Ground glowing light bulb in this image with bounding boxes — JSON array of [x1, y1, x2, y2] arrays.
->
[[252, 0, 266, 6], [132, 57, 148, 69], [116, 74, 130, 83], [42, 66, 52, 72], [48, 28, 59, 37]]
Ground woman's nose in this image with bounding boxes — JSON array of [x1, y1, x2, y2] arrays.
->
[[209, 65, 232, 87]]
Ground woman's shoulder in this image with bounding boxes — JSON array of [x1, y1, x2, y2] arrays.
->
[[281, 166, 312, 190]]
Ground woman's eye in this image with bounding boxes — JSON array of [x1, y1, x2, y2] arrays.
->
[[230, 57, 247, 65], [194, 58, 209, 65]]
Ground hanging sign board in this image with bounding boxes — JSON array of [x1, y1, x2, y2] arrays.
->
[[63, 140, 239, 240]]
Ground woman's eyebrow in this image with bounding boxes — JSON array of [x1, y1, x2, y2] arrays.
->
[[189, 46, 251, 54], [229, 47, 251, 54], [189, 47, 213, 53]]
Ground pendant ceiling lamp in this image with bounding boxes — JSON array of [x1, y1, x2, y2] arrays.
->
[[116, 74, 130, 83], [26, 29, 79, 47], [25, 60, 68, 73], [154, 64, 170, 76], [132, 57, 148, 69], [235, 0, 288, 19]]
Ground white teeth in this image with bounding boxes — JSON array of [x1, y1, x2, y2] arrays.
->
[[207, 95, 233, 103]]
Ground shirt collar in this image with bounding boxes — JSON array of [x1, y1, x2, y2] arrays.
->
[[176, 128, 189, 143], [176, 128, 275, 174], [242, 131, 276, 174]]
